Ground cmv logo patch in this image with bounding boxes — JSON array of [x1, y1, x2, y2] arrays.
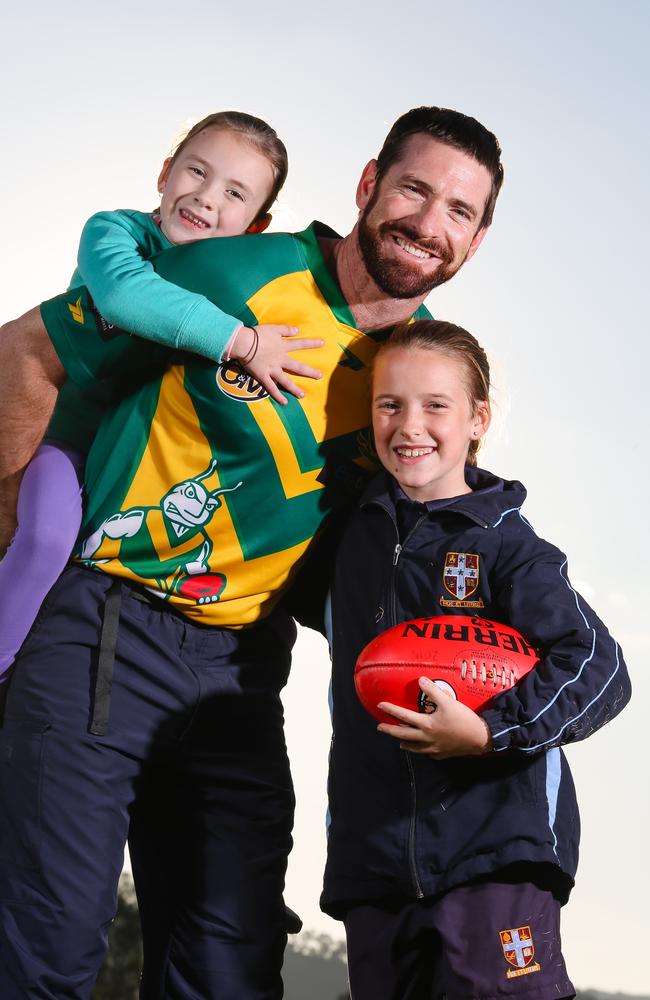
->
[[216, 362, 269, 402]]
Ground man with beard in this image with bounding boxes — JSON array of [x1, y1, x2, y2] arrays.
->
[[0, 107, 502, 999]]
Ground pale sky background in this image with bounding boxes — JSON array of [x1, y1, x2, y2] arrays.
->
[[2, 0, 649, 993]]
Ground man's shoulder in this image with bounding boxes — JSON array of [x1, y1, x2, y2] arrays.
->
[[151, 222, 326, 304]]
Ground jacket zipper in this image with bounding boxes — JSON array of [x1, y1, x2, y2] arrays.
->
[[388, 513, 428, 625], [389, 515, 428, 899], [390, 543, 402, 625], [406, 753, 424, 898]]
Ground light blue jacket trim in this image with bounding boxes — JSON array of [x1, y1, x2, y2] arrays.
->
[[324, 589, 333, 653], [490, 505, 523, 527], [545, 747, 561, 856]]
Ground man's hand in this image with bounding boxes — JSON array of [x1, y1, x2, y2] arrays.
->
[[377, 677, 493, 759], [230, 325, 324, 405]]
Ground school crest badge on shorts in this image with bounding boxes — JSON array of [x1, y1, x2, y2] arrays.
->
[[499, 926, 541, 978], [440, 552, 484, 608]]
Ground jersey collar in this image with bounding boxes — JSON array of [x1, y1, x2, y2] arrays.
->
[[296, 221, 431, 332]]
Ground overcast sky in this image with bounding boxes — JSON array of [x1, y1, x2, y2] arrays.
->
[[2, 1, 649, 993]]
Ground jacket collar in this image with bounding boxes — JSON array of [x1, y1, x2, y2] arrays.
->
[[359, 466, 527, 529]]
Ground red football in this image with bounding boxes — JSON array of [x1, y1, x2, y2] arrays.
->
[[354, 615, 540, 724], [178, 573, 226, 603]]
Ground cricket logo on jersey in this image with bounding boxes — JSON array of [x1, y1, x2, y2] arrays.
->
[[440, 552, 484, 608], [78, 460, 241, 605], [499, 926, 541, 979], [217, 361, 268, 402]]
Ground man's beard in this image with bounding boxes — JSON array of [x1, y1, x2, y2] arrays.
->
[[357, 199, 463, 300]]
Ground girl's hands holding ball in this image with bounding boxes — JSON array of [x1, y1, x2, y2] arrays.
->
[[377, 677, 493, 760]]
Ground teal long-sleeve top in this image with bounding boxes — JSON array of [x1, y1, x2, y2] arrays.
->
[[70, 209, 243, 363]]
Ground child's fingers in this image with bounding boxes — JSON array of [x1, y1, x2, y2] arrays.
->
[[399, 741, 433, 753], [282, 337, 325, 351], [378, 721, 425, 741], [272, 373, 305, 400], [265, 385, 289, 406], [257, 324, 301, 338], [255, 374, 288, 406], [377, 701, 423, 726], [255, 325, 325, 350], [281, 359, 323, 380], [418, 677, 453, 703]]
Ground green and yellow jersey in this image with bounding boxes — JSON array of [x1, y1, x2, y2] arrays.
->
[[41, 223, 429, 627]]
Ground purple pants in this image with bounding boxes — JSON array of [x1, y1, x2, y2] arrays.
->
[[344, 879, 575, 1000], [0, 441, 84, 675]]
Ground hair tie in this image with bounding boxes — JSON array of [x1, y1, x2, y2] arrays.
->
[[240, 328, 259, 366]]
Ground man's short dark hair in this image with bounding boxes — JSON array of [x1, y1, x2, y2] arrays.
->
[[376, 107, 504, 228]]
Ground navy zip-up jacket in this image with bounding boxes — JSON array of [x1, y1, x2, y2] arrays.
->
[[321, 466, 630, 917]]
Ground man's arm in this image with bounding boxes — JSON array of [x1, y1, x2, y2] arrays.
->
[[0, 307, 65, 548]]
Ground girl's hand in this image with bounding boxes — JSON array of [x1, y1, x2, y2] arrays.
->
[[377, 677, 493, 760], [231, 326, 324, 405]]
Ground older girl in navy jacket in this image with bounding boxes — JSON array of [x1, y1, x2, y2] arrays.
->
[[323, 320, 630, 1000]]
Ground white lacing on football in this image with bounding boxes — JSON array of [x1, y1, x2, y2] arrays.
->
[[460, 660, 518, 688]]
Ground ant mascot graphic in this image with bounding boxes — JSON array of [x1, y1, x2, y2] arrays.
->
[[80, 459, 241, 605]]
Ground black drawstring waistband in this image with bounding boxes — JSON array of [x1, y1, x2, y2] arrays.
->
[[89, 579, 122, 737]]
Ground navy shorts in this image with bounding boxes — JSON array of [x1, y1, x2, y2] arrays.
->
[[0, 565, 296, 1000], [344, 879, 575, 1000]]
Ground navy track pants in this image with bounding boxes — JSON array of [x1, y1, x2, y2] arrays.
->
[[0, 566, 296, 999]]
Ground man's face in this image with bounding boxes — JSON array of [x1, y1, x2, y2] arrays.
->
[[356, 134, 493, 298]]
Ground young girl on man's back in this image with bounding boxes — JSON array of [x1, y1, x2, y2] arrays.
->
[[0, 111, 322, 674], [323, 320, 630, 1000]]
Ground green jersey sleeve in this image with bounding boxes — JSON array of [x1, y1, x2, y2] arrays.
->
[[75, 210, 242, 362]]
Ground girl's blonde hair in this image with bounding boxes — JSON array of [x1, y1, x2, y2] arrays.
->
[[375, 319, 491, 466]]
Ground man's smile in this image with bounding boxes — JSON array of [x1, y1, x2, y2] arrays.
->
[[393, 235, 435, 259]]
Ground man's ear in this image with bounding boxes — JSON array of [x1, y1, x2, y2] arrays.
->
[[246, 213, 272, 234], [356, 159, 379, 211], [157, 157, 172, 195], [465, 224, 489, 264]]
